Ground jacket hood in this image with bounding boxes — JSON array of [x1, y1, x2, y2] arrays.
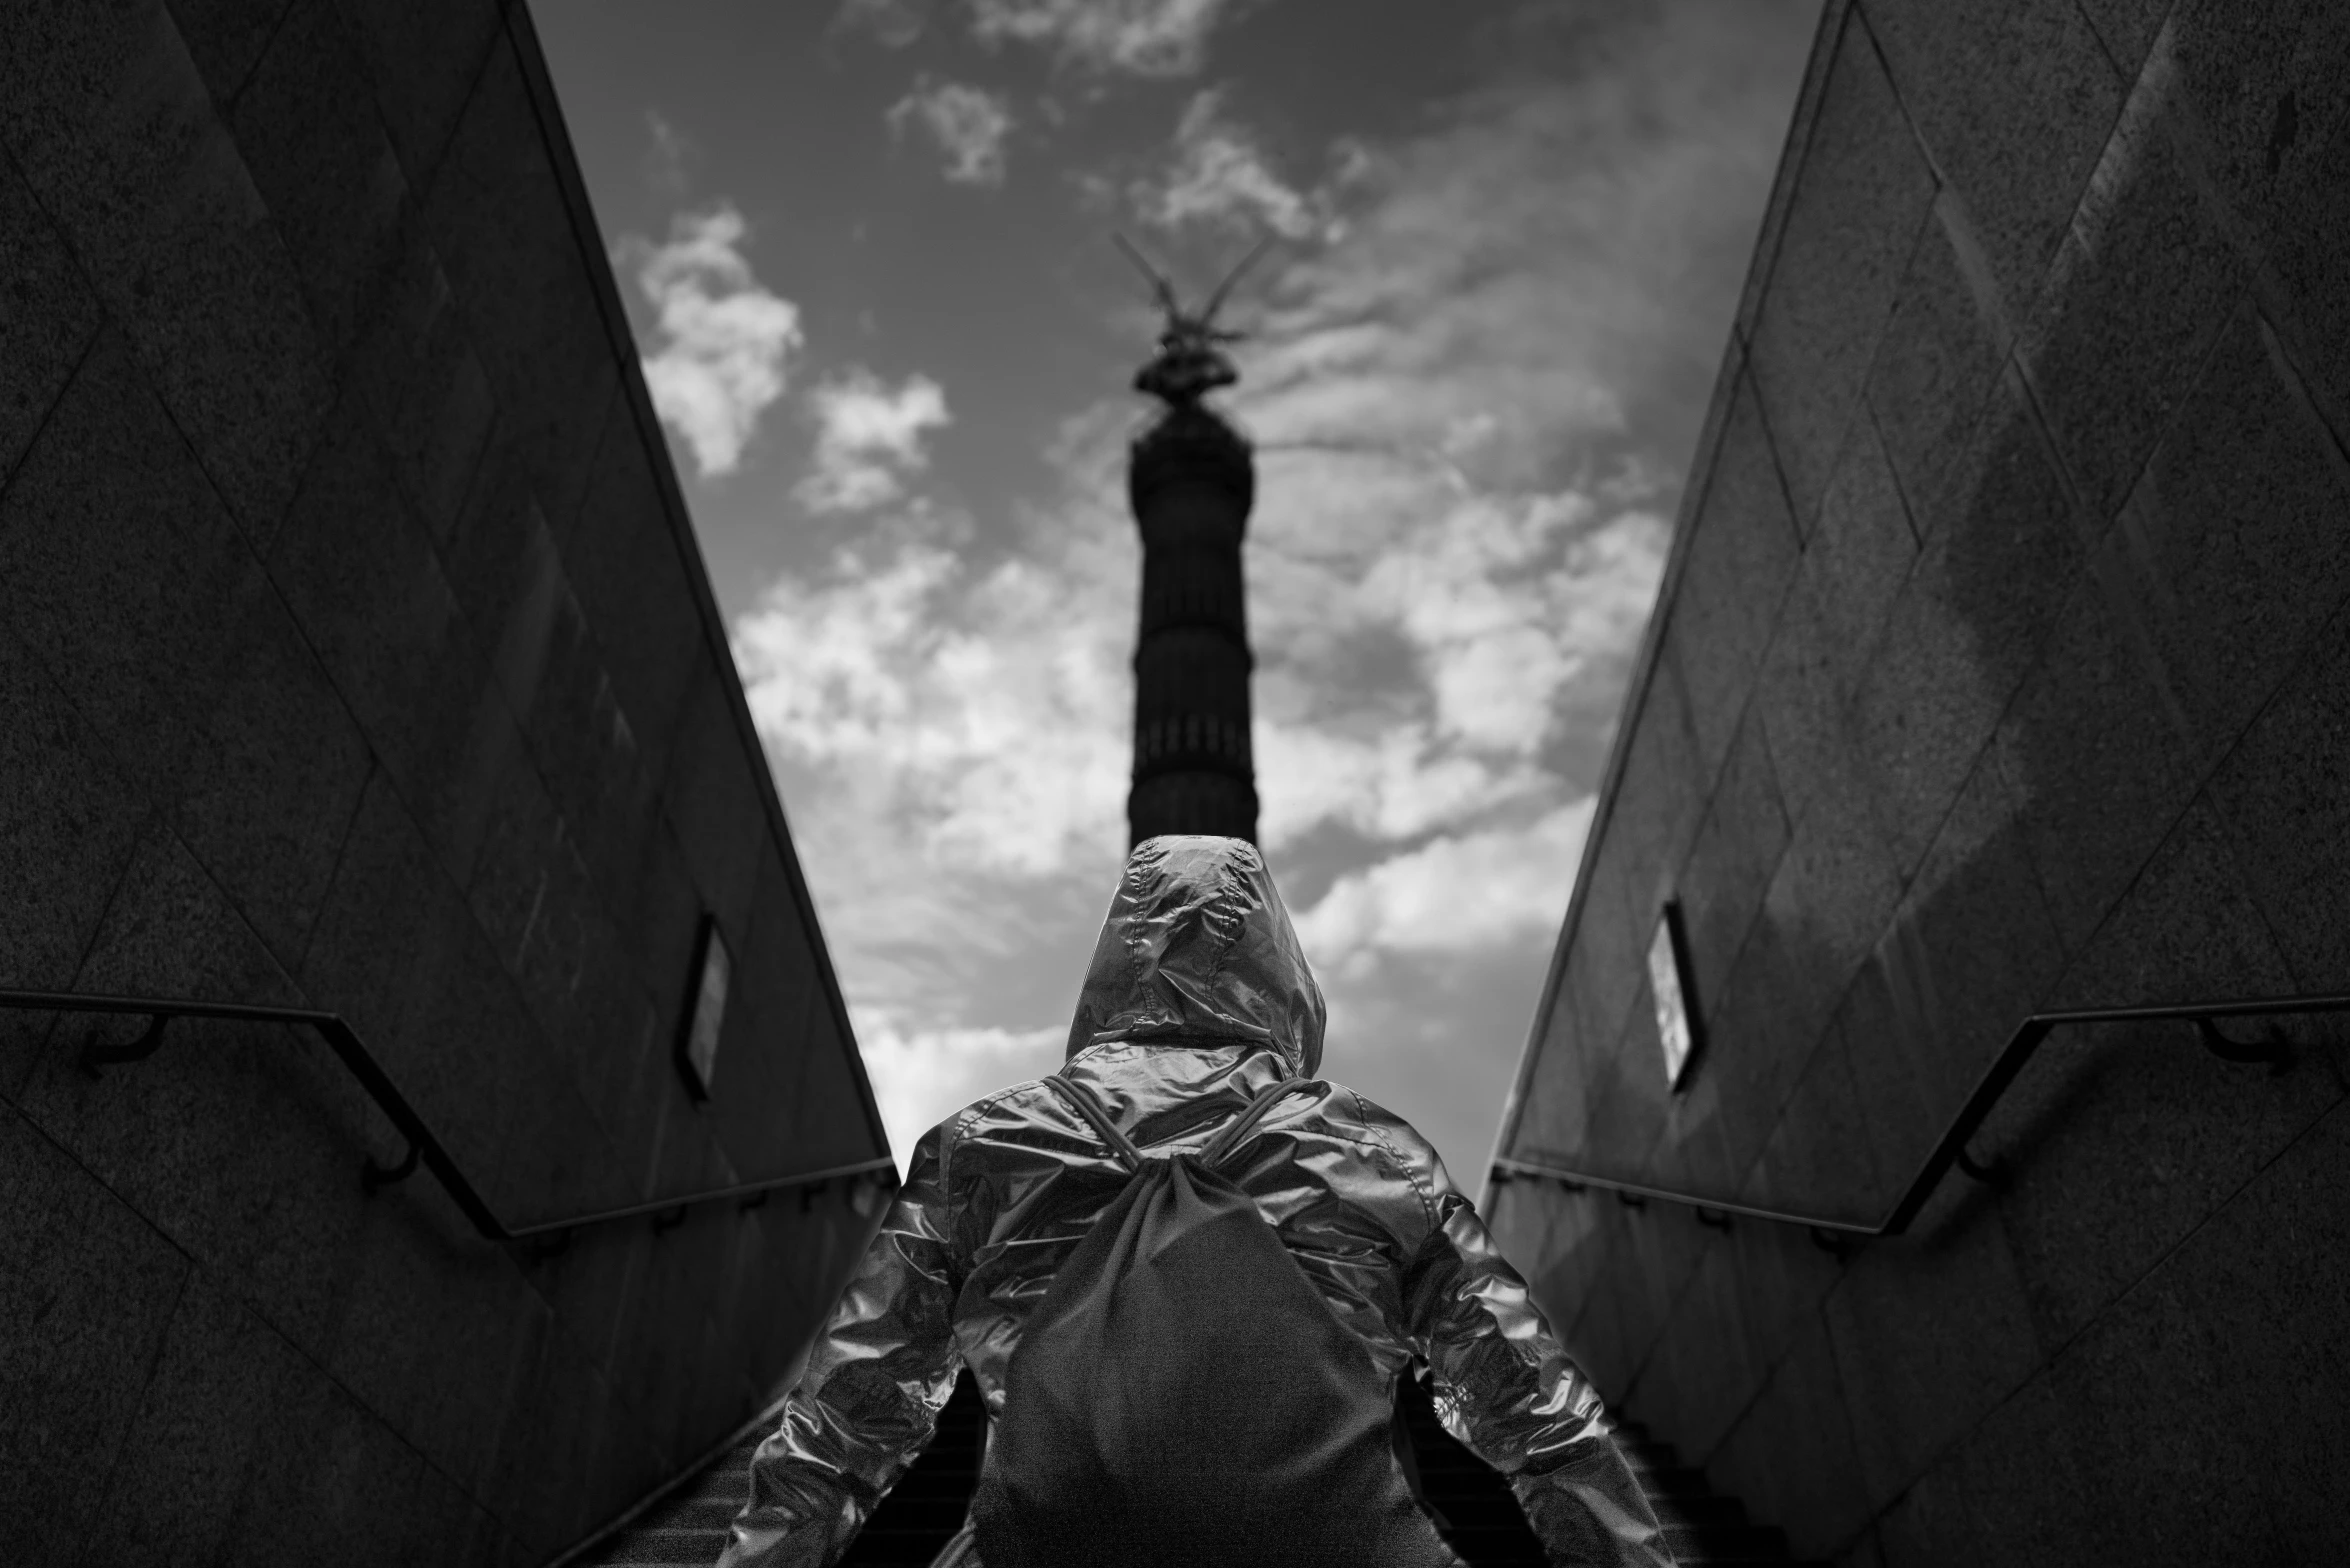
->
[[1065, 835, 1327, 1076]]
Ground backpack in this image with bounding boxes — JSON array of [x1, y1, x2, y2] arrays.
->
[[967, 1072, 1463, 1568]]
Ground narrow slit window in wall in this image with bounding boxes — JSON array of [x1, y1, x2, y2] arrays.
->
[[678, 915, 732, 1100], [1649, 900, 1699, 1090]]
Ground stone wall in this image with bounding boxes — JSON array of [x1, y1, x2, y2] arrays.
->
[[0, 1, 887, 1561], [1488, 2, 2350, 1562]]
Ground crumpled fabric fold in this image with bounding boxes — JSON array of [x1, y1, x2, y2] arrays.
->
[[721, 836, 1671, 1568]]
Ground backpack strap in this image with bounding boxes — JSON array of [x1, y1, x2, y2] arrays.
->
[[1047, 1073, 1310, 1172], [1200, 1076, 1310, 1168], [1044, 1075, 1147, 1171]]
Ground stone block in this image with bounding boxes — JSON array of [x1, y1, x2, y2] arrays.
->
[[2043, 1095, 2350, 1567], [1871, 740, 2065, 1132], [1865, 191, 2011, 548], [1990, 560, 2199, 953], [569, 914, 665, 1174], [1864, 0, 2126, 318], [465, 743, 599, 1056], [1674, 707, 1790, 1026], [490, 1043, 632, 1227], [779, 1002, 892, 1172], [269, 410, 518, 894], [0, 330, 254, 805], [1985, 799, 2337, 1347], [347, 236, 495, 543], [1751, 418, 1918, 834], [0, 628, 149, 1097], [1874, 1367, 2104, 1568], [1573, 796, 1653, 1067], [1731, 0, 1855, 340], [1509, 1006, 1594, 1163], [444, 433, 564, 714], [1662, 370, 1805, 782], [1601, 650, 1707, 918], [2017, 61, 2254, 525], [1580, 995, 1670, 1185], [1741, 1024, 1881, 1227], [1748, 7, 1939, 533], [663, 667, 773, 951], [1710, 759, 1903, 1176], [1721, 1194, 1846, 1391], [0, 145, 103, 490], [405, 1462, 498, 1568], [2072, 0, 2171, 82], [2209, 595, 2350, 993], [0, 0, 331, 543], [0, 1098, 190, 1564], [301, 771, 546, 1195], [1748, 572, 1855, 842], [1822, 1195, 2044, 1514], [1849, 392, 2084, 880], [2108, 305, 2350, 772], [565, 417, 708, 776], [74, 1271, 295, 1568], [168, 558, 373, 967], [325, 1177, 548, 1497], [218, 1338, 426, 1568], [1656, 1243, 1761, 1463], [1829, 952, 1943, 1216], [487, 1325, 614, 1554], [231, 0, 410, 367], [1707, 1306, 1870, 1560], [2163, 0, 2350, 257], [15, 826, 378, 1358], [164, 0, 297, 107], [508, 559, 662, 915], [331, 0, 503, 191], [422, 31, 617, 541], [2264, 100, 2350, 436]]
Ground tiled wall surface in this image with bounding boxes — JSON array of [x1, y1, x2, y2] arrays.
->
[[1490, 2, 2350, 1562], [0, 1, 888, 1561]]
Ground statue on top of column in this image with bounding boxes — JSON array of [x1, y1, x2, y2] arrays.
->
[[1114, 233, 1270, 408]]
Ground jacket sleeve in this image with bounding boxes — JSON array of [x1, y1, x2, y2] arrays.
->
[[1386, 1115, 1673, 1568], [718, 1119, 965, 1568]]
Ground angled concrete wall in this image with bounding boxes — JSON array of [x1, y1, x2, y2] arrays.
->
[[0, 1, 887, 1562], [1490, 2, 2350, 1563]]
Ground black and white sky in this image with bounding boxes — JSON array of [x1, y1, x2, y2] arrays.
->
[[533, 0, 1820, 1187]]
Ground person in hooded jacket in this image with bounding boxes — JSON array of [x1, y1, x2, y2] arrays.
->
[[719, 835, 1671, 1568]]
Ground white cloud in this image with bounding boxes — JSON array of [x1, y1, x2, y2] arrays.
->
[[1294, 799, 1598, 981], [1133, 87, 1329, 240], [796, 369, 953, 513], [833, 0, 929, 48], [620, 205, 802, 478], [856, 1015, 1065, 1170], [888, 77, 1016, 186], [969, 0, 1244, 76], [733, 491, 1129, 881]]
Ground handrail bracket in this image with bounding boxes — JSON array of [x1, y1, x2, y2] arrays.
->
[[81, 1011, 172, 1077], [2195, 1017, 2292, 1074]]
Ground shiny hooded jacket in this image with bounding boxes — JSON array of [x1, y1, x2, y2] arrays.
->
[[721, 837, 1671, 1568]]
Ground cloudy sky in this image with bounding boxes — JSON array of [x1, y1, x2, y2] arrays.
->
[[534, 0, 1818, 1190]]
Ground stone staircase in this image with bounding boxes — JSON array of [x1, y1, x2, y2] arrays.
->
[[585, 1372, 1809, 1566]]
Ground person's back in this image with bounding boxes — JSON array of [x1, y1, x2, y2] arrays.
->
[[720, 836, 1671, 1568]]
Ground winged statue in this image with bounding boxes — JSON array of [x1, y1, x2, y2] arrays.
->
[[1115, 233, 1271, 407]]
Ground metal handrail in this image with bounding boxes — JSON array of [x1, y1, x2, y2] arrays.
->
[[0, 989, 896, 1244], [1489, 991, 2350, 1249]]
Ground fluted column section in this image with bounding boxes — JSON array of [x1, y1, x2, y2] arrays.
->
[[1126, 405, 1258, 845]]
